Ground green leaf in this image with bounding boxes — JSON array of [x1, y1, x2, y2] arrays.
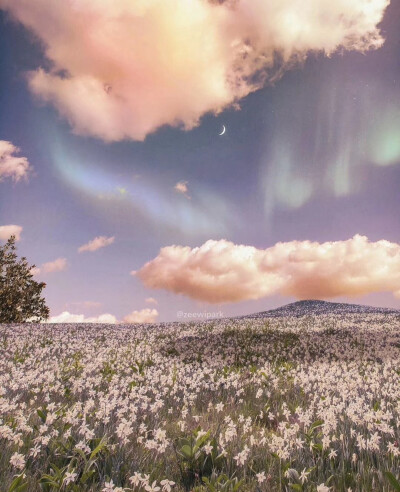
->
[[74, 447, 88, 462], [14, 484, 28, 492], [80, 469, 95, 484], [89, 438, 107, 460], [180, 444, 193, 459], [384, 472, 400, 491], [37, 409, 47, 422], [309, 419, 324, 431], [233, 480, 245, 491], [196, 431, 211, 448], [8, 475, 28, 492]]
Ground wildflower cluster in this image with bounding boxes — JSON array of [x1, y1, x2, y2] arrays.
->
[[0, 311, 399, 490]]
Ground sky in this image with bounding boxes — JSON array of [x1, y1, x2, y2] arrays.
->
[[0, 0, 399, 323]]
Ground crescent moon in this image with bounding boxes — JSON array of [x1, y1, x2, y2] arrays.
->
[[219, 125, 226, 136]]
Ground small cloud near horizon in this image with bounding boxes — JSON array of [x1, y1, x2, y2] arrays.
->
[[48, 307, 159, 324], [123, 308, 159, 324], [48, 311, 117, 324]]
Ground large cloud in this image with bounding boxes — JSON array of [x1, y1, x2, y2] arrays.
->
[[0, 0, 389, 141], [137, 235, 400, 303], [0, 225, 23, 241], [48, 311, 117, 324], [0, 141, 31, 181], [123, 308, 159, 324]]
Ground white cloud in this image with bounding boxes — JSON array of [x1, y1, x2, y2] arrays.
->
[[0, 224, 23, 241], [174, 181, 190, 199], [0, 0, 389, 141], [31, 257, 67, 276], [78, 235, 115, 253], [145, 297, 158, 305], [138, 235, 400, 303], [123, 308, 159, 324], [48, 311, 117, 323], [0, 140, 31, 181], [41, 257, 67, 274], [49, 307, 158, 324]]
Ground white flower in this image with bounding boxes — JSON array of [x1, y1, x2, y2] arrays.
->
[[140, 474, 150, 486], [103, 480, 116, 491], [218, 447, 228, 458], [160, 480, 175, 492], [328, 449, 337, 459], [155, 428, 166, 441], [317, 484, 331, 492], [10, 453, 26, 470], [64, 472, 77, 485], [299, 468, 310, 484], [256, 472, 266, 484], [145, 481, 161, 492], [204, 443, 213, 455], [130, 473, 142, 486], [29, 444, 41, 458], [233, 446, 250, 466], [76, 440, 90, 454]]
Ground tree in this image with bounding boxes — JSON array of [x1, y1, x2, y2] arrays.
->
[[0, 235, 49, 323]]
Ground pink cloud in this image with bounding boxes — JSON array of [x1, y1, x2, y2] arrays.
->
[[145, 297, 158, 305], [30, 267, 41, 276], [0, 140, 31, 182], [0, 0, 389, 141], [174, 181, 190, 199], [123, 308, 159, 324], [78, 236, 114, 253], [137, 235, 400, 303], [48, 311, 117, 324], [0, 224, 23, 241], [41, 257, 67, 274]]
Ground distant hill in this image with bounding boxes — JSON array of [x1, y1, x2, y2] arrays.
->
[[241, 299, 400, 319]]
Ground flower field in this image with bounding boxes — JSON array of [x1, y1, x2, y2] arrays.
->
[[1, 308, 400, 491]]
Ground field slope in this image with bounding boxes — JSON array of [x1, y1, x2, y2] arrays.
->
[[0, 301, 399, 491]]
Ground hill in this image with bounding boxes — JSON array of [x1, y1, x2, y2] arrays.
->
[[241, 299, 400, 319]]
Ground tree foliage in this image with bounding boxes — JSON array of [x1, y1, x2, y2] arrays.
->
[[0, 235, 49, 323]]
